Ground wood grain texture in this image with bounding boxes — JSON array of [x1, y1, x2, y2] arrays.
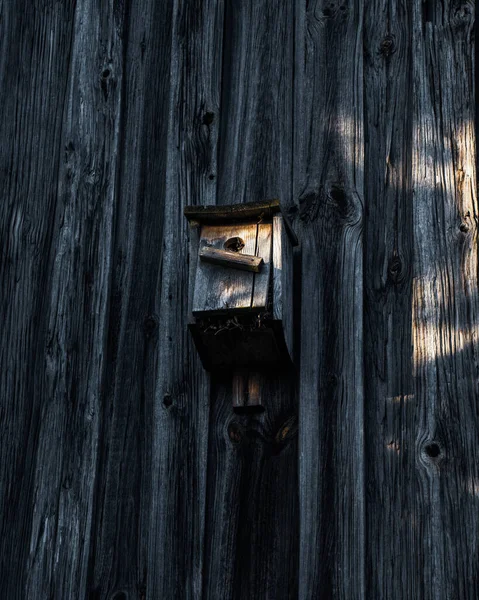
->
[[410, 1, 478, 598], [85, 1, 175, 598], [1, 1, 124, 597], [203, 0, 298, 596], [145, 0, 225, 598], [199, 246, 264, 273], [0, 2, 78, 597], [295, 0, 366, 598], [193, 224, 259, 314], [363, 1, 416, 598], [1, 0, 476, 598], [252, 222, 273, 309]]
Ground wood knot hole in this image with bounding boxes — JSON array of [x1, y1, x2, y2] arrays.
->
[[380, 34, 396, 57], [329, 185, 350, 219], [388, 255, 403, 282], [425, 443, 441, 459], [460, 222, 469, 233], [202, 112, 215, 125], [224, 237, 245, 252], [101, 68, 111, 79], [163, 394, 173, 408]]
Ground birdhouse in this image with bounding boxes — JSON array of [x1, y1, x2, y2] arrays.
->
[[184, 199, 297, 374]]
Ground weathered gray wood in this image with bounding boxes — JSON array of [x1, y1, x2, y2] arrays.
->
[[363, 1, 416, 598], [1, 1, 127, 597], [193, 223, 259, 314], [203, 0, 298, 596], [1, 0, 476, 598], [295, 0, 366, 597], [204, 374, 298, 599], [409, 1, 478, 598], [85, 1, 176, 598], [0, 3, 79, 597], [145, 0, 225, 598], [200, 247, 263, 273], [252, 222, 273, 309]]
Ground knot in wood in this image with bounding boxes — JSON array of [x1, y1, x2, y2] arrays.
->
[[452, 2, 473, 29], [274, 414, 298, 445], [380, 34, 396, 57], [424, 442, 442, 461], [387, 255, 403, 283], [298, 190, 320, 223], [202, 111, 215, 126]]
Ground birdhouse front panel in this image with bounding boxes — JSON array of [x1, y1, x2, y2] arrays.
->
[[192, 222, 272, 315]]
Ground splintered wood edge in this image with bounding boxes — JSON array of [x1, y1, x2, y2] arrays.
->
[[184, 199, 298, 246]]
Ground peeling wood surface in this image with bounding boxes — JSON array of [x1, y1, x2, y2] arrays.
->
[[0, 1, 476, 599]]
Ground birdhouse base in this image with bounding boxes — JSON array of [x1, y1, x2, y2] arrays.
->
[[189, 313, 293, 372]]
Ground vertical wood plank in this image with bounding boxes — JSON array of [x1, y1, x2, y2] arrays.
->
[[0, 2, 77, 596], [146, 0, 225, 598], [204, 0, 298, 597], [84, 1, 175, 598], [0, 0, 126, 596], [410, 1, 478, 598], [295, 0, 366, 597], [25, 1, 124, 596], [363, 1, 416, 598]]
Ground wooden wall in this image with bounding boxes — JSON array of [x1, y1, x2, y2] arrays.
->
[[0, 0, 476, 598]]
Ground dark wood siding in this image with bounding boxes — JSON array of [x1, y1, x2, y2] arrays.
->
[[0, 1, 476, 598]]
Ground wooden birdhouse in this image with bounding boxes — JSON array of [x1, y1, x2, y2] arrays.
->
[[184, 199, 297, 375]]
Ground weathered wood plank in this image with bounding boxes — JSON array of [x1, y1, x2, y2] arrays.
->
[[204, 374, 298, 598], [363, 1, 416, 598], [27, 0, 125, 594], [84, 1, 175, 598], [203, 0, 298, 596], [410, 1, 478, 598], [295, 0, 366, 597], [1, 0, 126, 596], [145, 0, 225, 598], [0, 2, 78, 596]]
